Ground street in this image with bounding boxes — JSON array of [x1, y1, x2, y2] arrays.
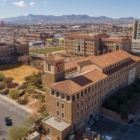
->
[[0, 97, 30, 140]]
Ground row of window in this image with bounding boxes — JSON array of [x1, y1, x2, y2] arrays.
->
[[77, 98, 100, 108], [56, 111, 65, 118], [77, 100, 99, 117], [51, 91, 71, 101], [56, 101, 65, 109], [103, 58, 130, 72]]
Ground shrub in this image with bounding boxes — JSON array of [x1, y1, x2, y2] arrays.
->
[[0, 73, 5, 81], [7, 83, 19, 88], [17, 84, 27, 90], [19, 98, 28, 105], [40, 110, 49, 118], [0, 81, 6, 90], [26, 86, 35, 94], [2, 77, 13, 84], [10, 90, 20, 100]]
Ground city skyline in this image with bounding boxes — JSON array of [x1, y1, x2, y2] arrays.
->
[[0, 0, 140, 19]]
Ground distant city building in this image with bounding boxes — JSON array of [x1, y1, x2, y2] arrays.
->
[[41, 50, 140, 140], [0, 39, 29, 63], [132, 20, 140, 39], [64, 34, 131, 57], [0, 21, 5, 27], [26, 33, 54, 41]]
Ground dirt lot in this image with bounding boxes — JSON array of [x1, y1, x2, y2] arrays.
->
[[0, 63, 39, 83]]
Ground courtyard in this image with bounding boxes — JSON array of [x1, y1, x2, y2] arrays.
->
[[0, 63, 39, 83]]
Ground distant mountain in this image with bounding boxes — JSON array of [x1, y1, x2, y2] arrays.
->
[[0, 14, 139, 24]]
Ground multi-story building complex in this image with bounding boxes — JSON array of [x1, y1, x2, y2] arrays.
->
[[64, 34, 100, 57], [64, 34, 131, 57], [132, 20, 140, 39], [41, 50, 140, 140], [0, 39, 29, 63], [26, 33, 54, 41], [100, 38, 131, 53]]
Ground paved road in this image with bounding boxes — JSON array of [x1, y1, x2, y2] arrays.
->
[[0, 97, 30, 140], [0, 95, 33, 114]]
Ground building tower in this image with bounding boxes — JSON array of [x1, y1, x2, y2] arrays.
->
[[132, 20, 140, 39], [42, 55, 65, 87], [42, 55, 65, 112]]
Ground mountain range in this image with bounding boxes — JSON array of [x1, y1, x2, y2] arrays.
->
[[0, 14, 138, 24]]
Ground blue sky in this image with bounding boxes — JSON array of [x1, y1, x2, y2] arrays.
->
[[0, 0, 139, 18]]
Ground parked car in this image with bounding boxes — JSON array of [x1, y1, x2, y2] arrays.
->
[[4, 117, 12, 126], [102, 135, 112, 140]]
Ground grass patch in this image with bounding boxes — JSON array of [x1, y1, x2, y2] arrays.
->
[[30, 47, 64, 54]]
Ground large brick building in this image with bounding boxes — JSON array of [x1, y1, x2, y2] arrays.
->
[[0, 39, 29, 63], [26, 33, 54, 41], [64, 34, 131, 57], [41, 50, 140, 140]]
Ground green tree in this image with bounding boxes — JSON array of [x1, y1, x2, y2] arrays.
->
[[40, 110, 49, 118], [26, 116, 39, 127], [0, 81, 6, 90], [9, 126, 28, 140], [10, 90, 20, 100], [0, 73, 5, 81]]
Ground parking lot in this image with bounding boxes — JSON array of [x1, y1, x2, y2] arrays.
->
[[0, 98, 30, 140], [90, 117, 140, 140]]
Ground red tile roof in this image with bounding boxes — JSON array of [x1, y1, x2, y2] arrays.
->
[[65, 34, 99, 40], [44, 55, 64, 61], [101, 38, 131, 43], [49, 69, 107, 95]]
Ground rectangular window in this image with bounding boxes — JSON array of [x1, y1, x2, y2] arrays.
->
[[72, 96, 75, 101], [92, 85, 94, 90], [56, 101, 59, 107], [85, 89, 87, 94], [66, 96, 70, 101], [88, 87, 90, 92], [81, 100, 83, 106], [62, 103, 64, 109], [57, 111, 59, 115], [62, 113, 64, 118], [51, 90, 54, 95], [56, 92, 59, 97], [48, 63, 51, 71], [77, 93, 79, 99], [61, 94, 65, 99], [81, 91, 83, 97]]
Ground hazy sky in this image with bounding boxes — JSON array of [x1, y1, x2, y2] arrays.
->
[[0, 0, 139, 18]]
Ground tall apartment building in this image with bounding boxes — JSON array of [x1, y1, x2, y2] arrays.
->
[[132, 20, 140, 39], [0, 40, 29, 63], [65, 34, 131, 57], [41, 50, 140, 140]]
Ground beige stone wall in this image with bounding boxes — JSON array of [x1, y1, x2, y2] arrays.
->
[[99, 107, 121, 121]]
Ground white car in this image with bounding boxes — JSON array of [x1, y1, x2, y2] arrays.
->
[[102, 135, 112, 140]]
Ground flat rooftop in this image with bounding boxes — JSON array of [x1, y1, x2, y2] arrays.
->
[[43, 116, 70, 131]]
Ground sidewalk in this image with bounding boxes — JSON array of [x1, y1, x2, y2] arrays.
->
[[0, 94, 33, 114]]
